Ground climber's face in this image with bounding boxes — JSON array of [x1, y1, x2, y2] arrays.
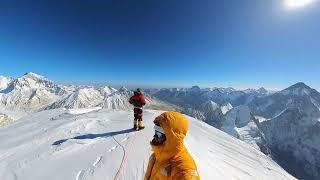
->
[[151, 129, 166, 146], [151, 118, 166, 146]]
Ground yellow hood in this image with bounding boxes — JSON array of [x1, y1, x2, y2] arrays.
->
[[145, 112, 199, 180], [151, 111, 189, 163]]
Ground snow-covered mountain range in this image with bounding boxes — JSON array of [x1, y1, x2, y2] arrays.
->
[[0, 72, 174, 119], [148, 83, 320, 180], [147, 86, 273, 152], [250, 83, 320, 179], [0, 72, 69, 111], [0, 72, 318, 179]]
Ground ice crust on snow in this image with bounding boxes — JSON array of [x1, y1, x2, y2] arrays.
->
[[67, 107, 102, 115]]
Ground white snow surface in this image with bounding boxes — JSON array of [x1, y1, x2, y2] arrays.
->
[[0, 113, 14, 127], [221, 106, 264, 150], [0, 109, 295, 180], [67, 107, 102, 115], [0, 72, 66, 111], [255, 116, 268, 123], [221, 103, 233, 115], [0, 76, 13, 91]]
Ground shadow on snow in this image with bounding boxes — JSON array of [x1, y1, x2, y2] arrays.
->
[[52, 128, 135, 145]]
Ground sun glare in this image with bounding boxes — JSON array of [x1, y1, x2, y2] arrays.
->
[[285, 0, 317, 9]]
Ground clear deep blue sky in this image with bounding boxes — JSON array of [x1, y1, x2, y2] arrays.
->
[[0, 0, 319, 90]]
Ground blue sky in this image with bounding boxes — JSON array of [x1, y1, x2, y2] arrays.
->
[[0, 0, 319, 90]]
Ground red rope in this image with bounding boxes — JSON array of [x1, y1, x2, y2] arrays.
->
[[113, 131, 137, 180], [113, 136, 127, 180]]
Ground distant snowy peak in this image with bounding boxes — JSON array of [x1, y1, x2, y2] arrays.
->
[[198, 100, 224, 127], [224, 106, 253, 128], [249, 82, 320, 119], [153, 86, 268, 95], [118, 86, 128, 92], [170, 88, 188, 92], [72, 88, 104, 104], [101, 86, 118, 95], [4, 72, 66, 95], [260, 107, 320, 179], [189, 86, 201, 92], [201, 100, 219, 111], [280, 82, 315, 96], [258, 87, 268, 93], [0, 75, 14, 91], [244, 87, 269, 95], [0, 72, 70, 110], [47, 86, 132, 110], [23, 72, 45, 79], [215, 87, 237, 94], [19, 72, 49, 87], [221, 103, 233, 115], [288, 82, 311, 90], [47, 87, 104, 109], [222, 105, 266, 151]]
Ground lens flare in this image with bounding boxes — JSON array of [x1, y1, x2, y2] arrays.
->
[[285, 0, 317, 9]]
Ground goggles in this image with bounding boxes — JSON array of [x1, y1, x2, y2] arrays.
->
[[154, 125, 165, 138], [155, 131, 164, 138]]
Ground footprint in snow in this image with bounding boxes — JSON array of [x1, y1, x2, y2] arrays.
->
[[76, 170, 85, 180], [121, 137, 129, 142], [93, 156, 103, 167], [108, 145, 118, 152]]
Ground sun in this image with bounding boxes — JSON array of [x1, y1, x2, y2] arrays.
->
[[285, 0, 317, 9]]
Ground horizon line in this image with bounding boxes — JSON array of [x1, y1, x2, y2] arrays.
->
[[1, 72, 319, 92]]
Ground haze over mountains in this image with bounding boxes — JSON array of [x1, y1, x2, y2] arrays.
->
[[0, 72, 319, 179]]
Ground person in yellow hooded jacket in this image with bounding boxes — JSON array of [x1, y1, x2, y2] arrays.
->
[[144, 111, 200, 180]]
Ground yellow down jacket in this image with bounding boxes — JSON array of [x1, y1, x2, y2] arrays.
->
[[144, 112, 200, 180]]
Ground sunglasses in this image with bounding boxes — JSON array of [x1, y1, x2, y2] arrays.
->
[[155, 130, 165, 138]]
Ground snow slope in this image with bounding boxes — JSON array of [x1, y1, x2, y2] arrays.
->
[[0, 72, 66, 111], [0, 109, 295, 180], [221, 103, 233, 115], [222, 106, 267, 152], [0, 113, 13, 127], [259, 108, 320, 180], [0, 76, 13, 91]]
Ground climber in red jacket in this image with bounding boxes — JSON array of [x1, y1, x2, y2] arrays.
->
[[129, 88, 146, 130]]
